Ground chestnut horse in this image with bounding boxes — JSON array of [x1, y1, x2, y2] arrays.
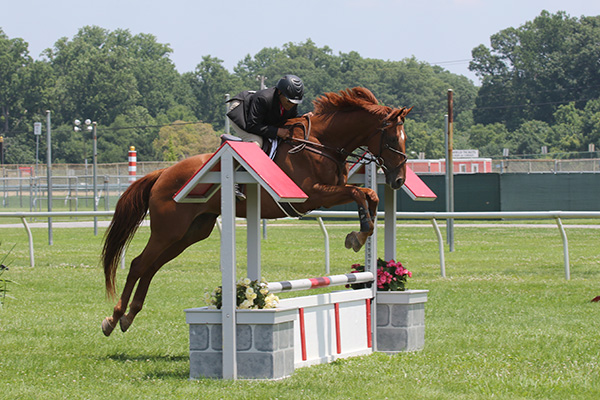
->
[[101, 87, 411, 336]]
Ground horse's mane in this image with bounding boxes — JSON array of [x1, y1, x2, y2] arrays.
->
[[313, 87, 395, 118]]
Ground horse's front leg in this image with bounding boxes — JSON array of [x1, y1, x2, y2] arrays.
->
[[343, 186, 380, 250], [312, 184, 379, 252]]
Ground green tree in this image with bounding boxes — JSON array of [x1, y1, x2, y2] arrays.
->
[[153, 120, 220, 160], [51, 124, 89, 164], [184, 56, 243, 129], [466, 123, 512, 157], [0, 29, 32, 133], [116, 31, 183, 116], [47, 26, 140, 125], [582, 99, 600, 149], [404, 120, 444, 159], [103, 106, 158, 162], [46, 26, 183, 127], [470, 11, 600, 129], [511, 120, 552, 155], [550, 103, 585, 153]]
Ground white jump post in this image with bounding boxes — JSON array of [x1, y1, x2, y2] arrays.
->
[[174, 140, 307, 379], [176, 142, 434, 380]]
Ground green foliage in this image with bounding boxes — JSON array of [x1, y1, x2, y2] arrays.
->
[[471, 11, 600, 136], [405, 120, 445, 159], [3, 12, 600, 162], [465, 123, 511, 157], [205, 278, 279, 309], [153, 121, 220, 160], [104, 106, 159, 162], [183, 55, 244, 130]]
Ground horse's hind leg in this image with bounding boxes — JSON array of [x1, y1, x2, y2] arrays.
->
[[102, 221, 190, 336], [102, 246, 163, 336], [119, 214, 218, 333]]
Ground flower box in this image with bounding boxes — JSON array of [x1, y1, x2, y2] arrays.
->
[[185, 307, 297, 380], [376, 289, 428, 353]]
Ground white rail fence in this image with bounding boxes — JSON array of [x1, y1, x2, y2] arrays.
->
[[0, 211, 114, 267], [1, 210, 599, 280], [304, 210, 600, 281]]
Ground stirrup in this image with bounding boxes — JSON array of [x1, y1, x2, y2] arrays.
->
[[220, 134, 243, 144], [235, 184, 246, 201]]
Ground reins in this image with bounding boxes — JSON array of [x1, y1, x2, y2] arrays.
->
[[284, 115, 408, 174]]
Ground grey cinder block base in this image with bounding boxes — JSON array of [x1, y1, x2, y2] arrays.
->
[[186, 308, 296, 380], [375, 290, 428, 353]]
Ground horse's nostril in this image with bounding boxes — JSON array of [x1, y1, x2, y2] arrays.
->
[[394, 178, 405, 189]]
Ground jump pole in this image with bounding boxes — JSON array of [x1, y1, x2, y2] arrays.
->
[[219, 150, 237, 379]]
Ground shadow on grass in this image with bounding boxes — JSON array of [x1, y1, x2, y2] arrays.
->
[[107, 353, 188, 363], [106, 353, 189, 380]]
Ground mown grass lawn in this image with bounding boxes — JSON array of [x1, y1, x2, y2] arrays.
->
[[0, 221, 599, 399]]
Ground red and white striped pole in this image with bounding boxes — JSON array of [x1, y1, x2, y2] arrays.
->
[[128, 146, 137, 183], [266, 272, 374, 293]]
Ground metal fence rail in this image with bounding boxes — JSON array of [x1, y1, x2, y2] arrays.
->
[[0, 211, 114, 267], [305, 210, 600, 280], [1, 210, 599, 280]]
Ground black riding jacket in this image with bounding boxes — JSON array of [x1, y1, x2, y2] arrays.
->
[[243, 88, 298, 139]]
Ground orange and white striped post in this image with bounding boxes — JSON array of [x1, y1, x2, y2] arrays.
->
[[128, 146, 137, 183]]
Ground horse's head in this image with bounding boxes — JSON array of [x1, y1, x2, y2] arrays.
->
[[368, 106, 412, 189], [311, 88, 412, 189]]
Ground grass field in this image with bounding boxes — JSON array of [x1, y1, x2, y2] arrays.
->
[[1, 220, 599, 399]]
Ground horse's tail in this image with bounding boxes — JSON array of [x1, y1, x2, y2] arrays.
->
[[102, 169, 164, 299]]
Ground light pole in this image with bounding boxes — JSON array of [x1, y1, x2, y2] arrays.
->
[[74, 119, 98, 235], [0, 135, 4, 208], [47, 111, 53, 244]]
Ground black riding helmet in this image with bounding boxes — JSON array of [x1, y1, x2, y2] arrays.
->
[[276, 75, 304, 104]]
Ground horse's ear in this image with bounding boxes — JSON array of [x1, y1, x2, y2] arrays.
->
[[404, 106, 414, 116]]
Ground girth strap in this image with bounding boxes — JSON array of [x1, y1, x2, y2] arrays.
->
[[277, 202, 306, 218]]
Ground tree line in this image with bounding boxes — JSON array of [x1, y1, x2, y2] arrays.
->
[[1, 10, 599, 165]]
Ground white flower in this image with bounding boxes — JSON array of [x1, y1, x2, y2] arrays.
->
[[239, 299, 253, 309], [264, 293, 279, 309], [206, 277, 278, 310]]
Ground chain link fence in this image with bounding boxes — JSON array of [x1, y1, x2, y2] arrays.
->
[[492, 158, 600, 173], [1, 158, 599, 210], [0, 161, 175, 211]]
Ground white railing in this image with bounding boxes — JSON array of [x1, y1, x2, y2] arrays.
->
[[305, 211, 600, 280], [0, 211, 114, 267], [2, 210, 600, 280]]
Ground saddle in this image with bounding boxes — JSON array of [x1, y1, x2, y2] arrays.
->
[[219, 134, 279, 161]]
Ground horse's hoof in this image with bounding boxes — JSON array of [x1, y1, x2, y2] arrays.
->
[[119, 315, 132, 332], [345, 232, 363, 252], [102, 317, 116, 337]]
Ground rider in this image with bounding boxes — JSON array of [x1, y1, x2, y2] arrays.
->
[[226, 74, 305, 151]]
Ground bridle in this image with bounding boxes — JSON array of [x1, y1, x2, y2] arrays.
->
[[284, 115, 407, 174], [363, 119, 408, 172]]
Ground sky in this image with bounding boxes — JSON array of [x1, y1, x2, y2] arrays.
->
[[2, 0, 600, 85]]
